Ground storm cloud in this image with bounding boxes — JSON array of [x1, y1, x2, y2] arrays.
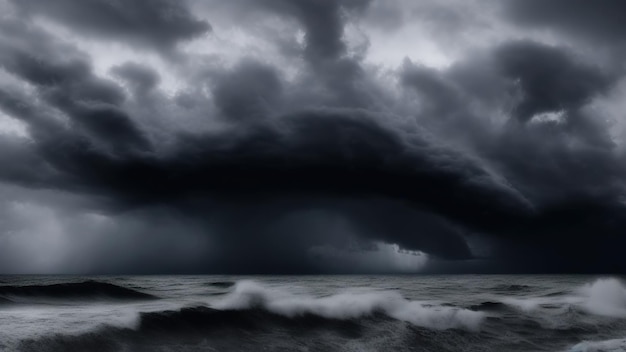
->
[[0, 0, 625, 273], [506, 0, 626, 45], [9, 0, 211, 53]]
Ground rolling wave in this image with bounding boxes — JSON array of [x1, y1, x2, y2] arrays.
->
[[206, 281, 235, 288], [578, 278, 626, 318], [10, 277, 626, 352], [501, 278, 626, 318], [0, 280, 157, 301], [16, 304, 473, 352], [16, 305, 386, 352], [568, 338, 626, 352], [213, 280, 485, 331]]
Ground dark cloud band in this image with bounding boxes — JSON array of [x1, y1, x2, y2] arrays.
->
[[0, 0, 625, 273]]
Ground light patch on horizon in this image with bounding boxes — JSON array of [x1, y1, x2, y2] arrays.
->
[[309, 242, 428, 273], [0, 202, 68, 273], [0, 200, 213, 274]]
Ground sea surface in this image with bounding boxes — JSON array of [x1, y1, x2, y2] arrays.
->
[[0, 275, 625, 351]]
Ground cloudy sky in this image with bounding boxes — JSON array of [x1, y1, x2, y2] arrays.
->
[[0, 0, 625, 274]]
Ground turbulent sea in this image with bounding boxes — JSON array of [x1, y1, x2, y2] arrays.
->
[[1, 276, 626, 351]]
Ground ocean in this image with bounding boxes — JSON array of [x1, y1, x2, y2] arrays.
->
[[0, 275, 625, 351]]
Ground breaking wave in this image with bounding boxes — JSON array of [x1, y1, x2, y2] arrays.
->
[[16, 303, 480, 352], [16, 306, 385, 352], [577, 278, 626, 318], [11, 277, 626, 352], [567, 338, 626, 352], [0, 280, 157, 302], [500, 278, 626, 319], [213, 280, 485, 331]]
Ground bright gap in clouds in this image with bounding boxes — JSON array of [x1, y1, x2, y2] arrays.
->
[[0, 110, 28, 138]]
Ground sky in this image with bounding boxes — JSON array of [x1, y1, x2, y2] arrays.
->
[[0, 0, 625, 274]]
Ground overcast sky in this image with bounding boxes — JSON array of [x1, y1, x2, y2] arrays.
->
[[0, 0, 625, 274]]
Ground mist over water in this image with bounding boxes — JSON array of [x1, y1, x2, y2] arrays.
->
[[1, 275, 626, 351]]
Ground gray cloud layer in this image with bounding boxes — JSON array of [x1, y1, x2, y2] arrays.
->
[[0, 0, 625, 273], [11, 0, 211, 53]]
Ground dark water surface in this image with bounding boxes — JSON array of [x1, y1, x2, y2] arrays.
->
[[1, 275, 625, 351]]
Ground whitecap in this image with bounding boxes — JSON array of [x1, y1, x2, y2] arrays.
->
[[568, 337, 626, 352], [212, 280, 485, 331]]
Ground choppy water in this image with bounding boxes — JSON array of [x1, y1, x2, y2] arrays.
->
[[1, 275, 625, 351]]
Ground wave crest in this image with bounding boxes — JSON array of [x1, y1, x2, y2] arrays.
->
[[568, 337, 626, 352], [578, 278, 626, 318], [213, 280, 485, 331], [0, 280, 157, 301]]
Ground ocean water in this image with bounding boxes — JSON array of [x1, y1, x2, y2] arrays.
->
[[0, 275, 625, 351]]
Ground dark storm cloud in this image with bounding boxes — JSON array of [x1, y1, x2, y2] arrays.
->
[[0, 96, 526, 260], [253, 0, 370, 62], [110, 62, 160, 94], [506, 0, 626, 45], [400, 62, 465, 120], [0, 17, 529, 263], [161, 108, 530, 238], [10, 0, 211, 53], [399, 39, 621, 169], [212, 59, 283, 121], [0, 134, 60, 188], [483, 42, 623, 206], [0, 21, 151, 155], [1, 0, 626, 273], [67, 104, 152, 153], [238, 0, 379, 109], [494, 40, 612, 122], [395, 36, 626, 272]]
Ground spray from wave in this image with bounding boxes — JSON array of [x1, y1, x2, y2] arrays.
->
[[5, 276, 626, 352], [213, 280, 485, 331], [577, 278, 626, 318], [568, 338, 626, 352], [502, 278, 626, 319]]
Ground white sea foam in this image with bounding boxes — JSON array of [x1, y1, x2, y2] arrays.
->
[[213, 280, 485, 331], [567, 338, 626, 352], [578, 278, 626, 318], [502, 278, 626, 318], [502, 297, 545, 312]]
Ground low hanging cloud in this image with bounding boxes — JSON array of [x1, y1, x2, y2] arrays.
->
[[0, 0, 625, 273]]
